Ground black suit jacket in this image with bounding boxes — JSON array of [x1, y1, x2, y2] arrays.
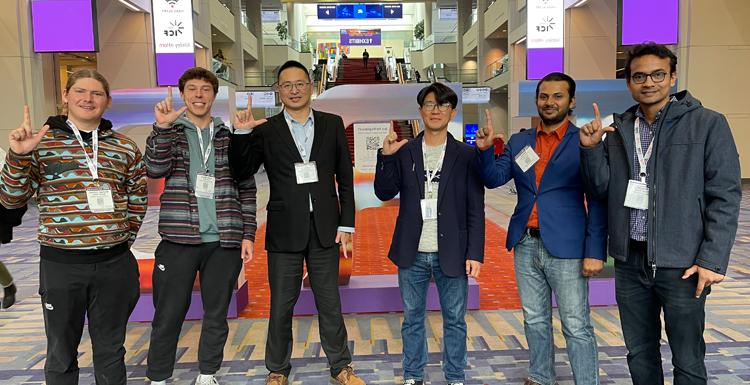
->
[[230, 110, 355, 253], [374, 132, 485, 277]]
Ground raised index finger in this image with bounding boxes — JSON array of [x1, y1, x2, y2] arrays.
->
[[485, 109, 493, 127], [166, 86, 173, 109], [247, 94, 254, 114], [593, 103, 601, 123], [23, 105, 30, 127]]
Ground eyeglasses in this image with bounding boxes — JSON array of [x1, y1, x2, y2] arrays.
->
[[630, 70, 668, 84], [278, 81, 310, 92], [422, 102, 453, 111]]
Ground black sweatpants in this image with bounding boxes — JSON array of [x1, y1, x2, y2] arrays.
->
[[39, 250, 140, 385], [146, 241, 243, 381], [265, 216, 352, 377]]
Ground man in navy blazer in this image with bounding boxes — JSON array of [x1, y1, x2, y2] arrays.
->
[[475, 73, 607, 385], [374, 83, 484, 385]]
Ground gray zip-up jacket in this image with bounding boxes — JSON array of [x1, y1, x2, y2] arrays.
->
[[580, 90, 741, 274]]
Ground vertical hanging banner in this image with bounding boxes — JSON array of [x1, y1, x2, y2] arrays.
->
[[527, 0, 564, 80], [153, 0, 196, 86], [622, 0, 678, 45]]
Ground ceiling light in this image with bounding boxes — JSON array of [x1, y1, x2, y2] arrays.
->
[[195, 42, 205, 49], [573, 0, 589, 7], [515, 36, 526, 44]]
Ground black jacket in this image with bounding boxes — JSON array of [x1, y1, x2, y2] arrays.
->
[[229, 110, 355, 252], [374, 132, 485, 277]]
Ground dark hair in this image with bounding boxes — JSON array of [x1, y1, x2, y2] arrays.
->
[[178, 67, 219, 94], [66, 69, 110, 97], [277, 60, 310, 81], [417, 82, 458, 109], [535, 72, 576, 99], [625, 42, 677, 80]]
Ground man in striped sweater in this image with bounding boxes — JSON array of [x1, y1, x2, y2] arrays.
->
[[0, 70, 147, 385], [144, 68, 257, 385]]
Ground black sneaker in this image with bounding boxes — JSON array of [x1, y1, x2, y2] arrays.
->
[[2, 284, 17, 309], [403, 380, 423, 385]]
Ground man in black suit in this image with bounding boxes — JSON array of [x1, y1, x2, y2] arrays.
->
[[374, 83, 484, 385], [229, 60, 362, 385]]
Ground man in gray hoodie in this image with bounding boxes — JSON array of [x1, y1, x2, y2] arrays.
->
[[579, 43, 741, 385]]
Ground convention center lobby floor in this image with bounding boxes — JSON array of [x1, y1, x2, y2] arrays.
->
[[2, 182, 750, 384]]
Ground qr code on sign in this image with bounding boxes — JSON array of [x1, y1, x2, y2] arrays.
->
[[366, 136, 381, 151]]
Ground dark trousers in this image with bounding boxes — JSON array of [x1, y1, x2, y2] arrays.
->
[[615, 240, 709, 385], [39, 250, 140, 385], [266, 216, 351, 377], [146, 241, 243, 381]]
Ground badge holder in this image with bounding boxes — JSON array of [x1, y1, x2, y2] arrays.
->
[[86, 182, 115, 213], [295, 161, 319, 184]]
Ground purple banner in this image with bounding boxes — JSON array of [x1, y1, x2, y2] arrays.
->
[[31, 0, 98, 52], [622, 0, 678, 45], [155, 53, 195, 86], [527, 48, 563, 80], [340, 29, 382, 46]]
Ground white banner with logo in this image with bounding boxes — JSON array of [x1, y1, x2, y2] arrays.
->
[[153, 0, 194, 54], [354, 122, 391, 173], [527, 0, 564, 49]]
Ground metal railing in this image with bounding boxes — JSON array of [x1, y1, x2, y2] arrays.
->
[[244, 70, 278, 87]]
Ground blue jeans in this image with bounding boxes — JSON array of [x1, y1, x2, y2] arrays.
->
[[398, 252, 468, 382], [615, 240, 709, 385], [514, 234, 599, 385]]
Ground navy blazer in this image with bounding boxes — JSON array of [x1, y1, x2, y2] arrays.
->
[[374, 132, 485, 277], [477, 123, 607, 260]]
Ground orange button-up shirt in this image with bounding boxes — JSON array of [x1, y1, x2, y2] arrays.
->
[[527, 120, 569, 229]]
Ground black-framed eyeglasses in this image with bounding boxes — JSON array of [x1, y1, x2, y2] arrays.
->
[[422, 102, 453, 111], [630, 70, 669, 84], [277, 81, 311, 92]]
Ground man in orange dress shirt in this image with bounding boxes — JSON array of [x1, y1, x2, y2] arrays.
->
[[475, 72, 607, 385]]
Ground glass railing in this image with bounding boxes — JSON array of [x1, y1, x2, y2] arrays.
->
[[263, 33, 287, 46], [485, 54, 509, 80], [244, 70, 279, 87], [211, 58, 234, 84]]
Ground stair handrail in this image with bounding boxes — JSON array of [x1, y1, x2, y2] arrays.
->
[[411, 119, 421, 138], [317, 63, 327, 96]]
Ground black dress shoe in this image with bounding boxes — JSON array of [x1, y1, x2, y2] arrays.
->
[[2, 284, 17, 309]]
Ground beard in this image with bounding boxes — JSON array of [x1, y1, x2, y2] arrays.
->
[[539, 109, 569, 126]]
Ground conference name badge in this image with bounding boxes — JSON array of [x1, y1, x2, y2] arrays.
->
[[195, 173, 216, 199], [295, 161, 319, 184], [624, 179, 649, 210], [420, 198, 438, 220], [515, 145, 539, 173], [86, 184, 115, 213]]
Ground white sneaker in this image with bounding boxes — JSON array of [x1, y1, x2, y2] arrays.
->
[[195, 374, 219, 385], [150, 381, 166, 385]]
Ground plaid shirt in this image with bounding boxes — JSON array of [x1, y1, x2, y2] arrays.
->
[[629, 98, 674, 241]]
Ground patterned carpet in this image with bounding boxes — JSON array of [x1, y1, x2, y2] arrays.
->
[[1, 183, 750, 384]]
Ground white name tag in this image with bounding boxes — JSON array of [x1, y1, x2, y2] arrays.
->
[[295, 161, 319, 184], [624, 179, 649, 210], [86, 185, 115, 213], [515, 145, 540, 173], [420, 198, 438, 220], [195, 173, 216, 199]]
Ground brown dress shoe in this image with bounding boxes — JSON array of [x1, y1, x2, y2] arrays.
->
[[523, 379, 558, 385], [332, 366, 365, 385], [266, 373, 288, 385]]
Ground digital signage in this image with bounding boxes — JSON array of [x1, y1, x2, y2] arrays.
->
[[153, 0, 196, 86]]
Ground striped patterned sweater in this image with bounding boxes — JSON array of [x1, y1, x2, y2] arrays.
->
[[144, 120, 257, 248], [0, 116, 148, 251]]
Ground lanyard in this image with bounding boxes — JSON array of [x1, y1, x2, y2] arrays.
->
[[67, 120, 99, 181], [285, 115, 313, 162], [422, 141, 446, 194], [633, 117, 654, 183], [195, 121, 215, 173]]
